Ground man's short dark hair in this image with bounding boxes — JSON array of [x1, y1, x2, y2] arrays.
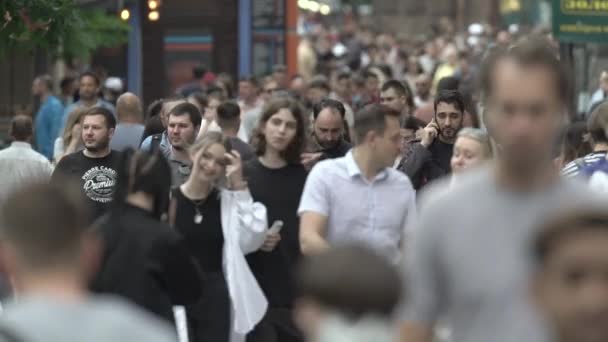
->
[[216, 101, 241, 130], [146, 99, 164, 119], [381, 80, 414, 109], [533, 207, 608, 267], [83, 107, 117, 129], [354, 104, 401, 143], [479, 36, 572, 107], [9, 115, 33, 141], [79, 71, 100, 86], [0, 182, 89, 270], [60, 77, 74, 91], [168, 102, 202, 127], [308, 77, 331, 92], [381, 80, 406, 95], [296, 244, 402, 319], [336, 71, 351, 82], [403, 115, 426, 131], [437, 76, 460, 92], [193, 65, 207, 79], [313, 98, 346, 120], [434, 90, 465, 114], [587, 101, 608, 144], [363, 70, 379, 80]]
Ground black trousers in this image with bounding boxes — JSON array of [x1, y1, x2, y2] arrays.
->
[[247, 307, 303, 342], [187, 272, 230, 342]]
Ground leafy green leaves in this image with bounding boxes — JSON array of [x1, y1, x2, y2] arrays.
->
[[0, 0, 129, 59]]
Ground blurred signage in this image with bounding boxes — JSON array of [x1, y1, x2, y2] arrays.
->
[[252, 0, 286, 76], [553, 0, 608, 43]]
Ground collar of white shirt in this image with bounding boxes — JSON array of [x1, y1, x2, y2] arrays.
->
[[344, 151, 388, 182], [10, 141, 32, 149]]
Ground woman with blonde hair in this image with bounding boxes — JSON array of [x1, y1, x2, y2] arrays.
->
[[170, 131, 269, 342], [53, 107, 86, 163], [450, 127, 493, 178]]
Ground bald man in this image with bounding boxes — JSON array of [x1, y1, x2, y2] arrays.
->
[[110, 92, 145, 151]]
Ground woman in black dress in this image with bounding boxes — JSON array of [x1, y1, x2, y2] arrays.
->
[[244, 98, 309, 342], [171, 132, 268, 342]]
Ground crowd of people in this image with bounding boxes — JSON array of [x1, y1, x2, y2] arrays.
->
[[2, 20, 608, 342]]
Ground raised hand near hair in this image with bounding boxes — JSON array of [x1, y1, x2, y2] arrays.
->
[[420, 120, 439, 148], [225, 150, 247, 190]]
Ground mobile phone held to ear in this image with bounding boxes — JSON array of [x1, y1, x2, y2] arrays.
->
[[268, 220, 284, 235]]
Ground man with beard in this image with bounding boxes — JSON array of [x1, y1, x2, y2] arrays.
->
[[52, 107, 122, 222], [301, 99, 352, 170], [165, 102, 201, 186], [398, 90, 464, 189], [61, 71, 115, 133]]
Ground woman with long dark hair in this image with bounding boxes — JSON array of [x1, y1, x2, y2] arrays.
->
[[244, 98, 309, 342], [171, 132, 268, 342], [91, 149, 203, 324]]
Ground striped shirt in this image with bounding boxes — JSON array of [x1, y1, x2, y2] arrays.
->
[[561, 151, 608, 178]]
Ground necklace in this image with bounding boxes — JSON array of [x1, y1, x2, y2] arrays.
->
[[181, 184, 211, 224], [192, 199, 205, 224]]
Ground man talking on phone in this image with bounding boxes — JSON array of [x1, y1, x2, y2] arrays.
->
[[398, 90, 465, 189]]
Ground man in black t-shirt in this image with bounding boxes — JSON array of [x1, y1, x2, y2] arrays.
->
[[398, 90, 465, 189], [52, 107, 122, 221]]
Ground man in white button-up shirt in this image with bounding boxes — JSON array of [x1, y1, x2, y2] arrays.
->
[[0, 115, 53, 206], [299, 104, 417, 264]]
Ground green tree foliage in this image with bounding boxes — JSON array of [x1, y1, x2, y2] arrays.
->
[[0, 0, 129, 59]]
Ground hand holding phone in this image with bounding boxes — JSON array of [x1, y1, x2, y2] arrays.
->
[[268, 220, 283, 235]]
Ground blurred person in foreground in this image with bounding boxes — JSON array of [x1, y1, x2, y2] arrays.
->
[[91, 149, 203, 324], [0, 115, 52, 206], [562, 102, 608, 178], [401, 37, 596, 342], [110, 93, 145, 152], [532, 208, 608, 342], [294, 245, 402, 342], [0, 183, 176, 342]]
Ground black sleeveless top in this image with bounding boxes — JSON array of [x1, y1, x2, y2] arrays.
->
[[172, 187, 224, 273]]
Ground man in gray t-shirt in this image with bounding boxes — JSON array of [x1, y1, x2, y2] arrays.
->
[[0, 296, 176, 342], [110, 92, 145, 152], [403, 168, 591, 342], [400, 38, 598, 342]]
